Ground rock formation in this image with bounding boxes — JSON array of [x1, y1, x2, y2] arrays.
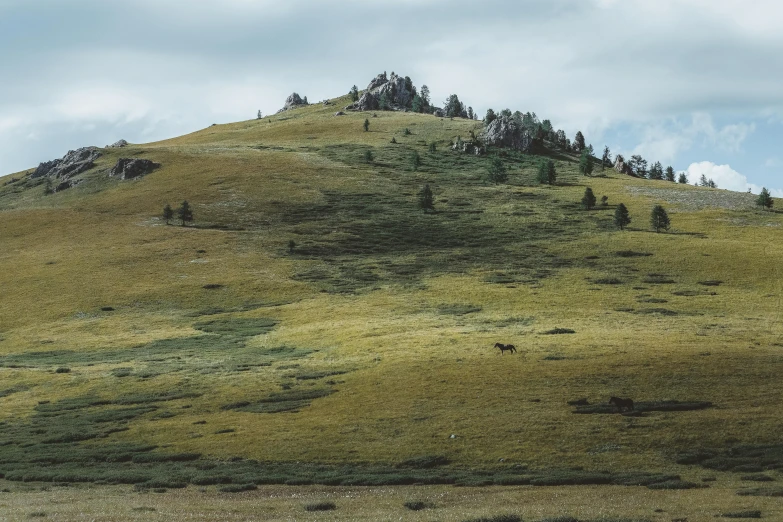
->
[[614, 155, 635, 176], [108, 139, 128, 148], [32, 147, 102, 180], [482, 115, 533, 152], [345, 72, 415, 112], [110, 158, 161, 180], [277, 93, 308, 113]]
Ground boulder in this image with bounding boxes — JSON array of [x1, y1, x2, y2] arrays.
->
[[31, 147, 102, 179], [110, 158, 161, 180], [334, 111, 345, 116], [277, 92, 308, 113], [108, 139, 128, 148], [366, 73, 388, 91], [482, 115, 533, 151], [432, 107, 446, 118], [614, 155, 635, 176], [350, 92, 379, 111], [55, 178, 82, 193]]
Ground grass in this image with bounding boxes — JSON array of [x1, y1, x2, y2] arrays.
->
[[0, 92, 782, 518]]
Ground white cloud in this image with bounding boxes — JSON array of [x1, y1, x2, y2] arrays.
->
[[685, 161, 783, 196]]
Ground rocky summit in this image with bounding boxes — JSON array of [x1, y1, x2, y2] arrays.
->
[[31, 147, 101, 180], [109, 158, 161, 180]]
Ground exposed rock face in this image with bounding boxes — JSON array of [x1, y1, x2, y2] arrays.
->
[[32, 147, 102, 180], [345, 72, 414, 112], [482, 115, 533, 152], [452, 140, 485, 155], [334, 111, 345, 116], [55, 179, 82, 193], [614, 155, 635, 176], [108, 139, 128, 148], [110, 158, 161, 180], [277, 92, 308, 113]]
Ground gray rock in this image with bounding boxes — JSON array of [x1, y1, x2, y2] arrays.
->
[[482, 115, 533, 151], [348, 91, 379, 111], [366, 73, 388, 91], [32, 147, 102, 179], [277, 92, 308, 113], [110, 158, 161, 180], [432, 107, 445, 118], [55, 178, 82, 193], [345, 72, 414, 112], [334, 111, 345, 116], [614, 154, 635, 176], [108, 139, 128, 148]]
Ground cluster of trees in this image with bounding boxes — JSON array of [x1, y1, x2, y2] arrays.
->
[[580, 188, 671, 233], [163, 201, 194, 226], [350, 75, 475, 119]]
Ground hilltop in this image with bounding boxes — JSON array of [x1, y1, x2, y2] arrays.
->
[[0, 75, 782, 516]]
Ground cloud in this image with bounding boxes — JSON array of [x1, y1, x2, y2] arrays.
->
[[685, 161, 783, 196]]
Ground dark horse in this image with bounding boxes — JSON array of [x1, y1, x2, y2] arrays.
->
[[609, 397, 634, 412], [494, 342, 517, 355]]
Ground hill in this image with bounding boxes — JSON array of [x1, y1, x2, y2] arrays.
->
[[0, 85, 782, 513]]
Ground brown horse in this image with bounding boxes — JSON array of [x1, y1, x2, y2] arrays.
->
[[609, 397, 634, 412], [494, 342, 517, 355]]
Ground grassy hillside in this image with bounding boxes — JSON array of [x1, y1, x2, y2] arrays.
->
[[0, 94, 782, 509]]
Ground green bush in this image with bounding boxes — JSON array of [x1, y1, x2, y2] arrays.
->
[[304, 501, 336, 512]]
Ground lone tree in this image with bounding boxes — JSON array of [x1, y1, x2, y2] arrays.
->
[[678, 172, 688, 184], [364, 150, 374, 163], [601, 146, 611, 171], [629, 155, 648, 177], [614, 203, 631, 230], [44, 176, 54, 195], [573, 131, 586, 152], [665, 166, 676, 182], [411, 151, 422, 171], [418, 184, 435, 212], [257, 110, 263, 120], [537, 159, 557, 185], [163, 203, 174, 225], [349, 85, 359, 102], [579, 149, 594, 176], [178, 200, 194, 226], [650, 205, 670, 233], [363, 118, 370, 132], [288, 240, 296, 253], [428, 142, 437, 153], [487, 157, 508, 183], [757, 187, 774, 210], [581, 187, 597, 210], [484, 108, 497, 125]]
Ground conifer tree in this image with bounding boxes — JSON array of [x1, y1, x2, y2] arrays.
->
[[350, 85, 359, 102], [178, 200, 193, 226], [537, 159, 556, 185], [288, 240, 296, 253], [411, 151, 421, 171], [163, 203, 173, 225], [418, 184, 435, 212], [428, 142, 437, 153], [678, 172, 688, 184], [364, 119, 370, 132], [573, 131, 586, 152], [485, 109, 497, 126], [757, 187, 774, 210], [579, 149, 594, 176], [487, 157, 508, 183], [650, 205, 670, 232], [648, 161, 664, 180], [364, 150, 374, 163], [601, 146, 611, 171], [581, 187, 597, 210], [665, 166, 676, 182], [44, 176, 54, 195], [614, 203, 631, 230]]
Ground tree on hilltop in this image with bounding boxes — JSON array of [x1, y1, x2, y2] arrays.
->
[[678, 172, 688, 184], [573, 131, 586, 152], [665, 166, 676, 182], [579, 150, 595, 176], [614, 203, 631, 230], [350, 85, 359, 102], [648, 161, 664, 180], [601, 146, 611, 171], [485, 108, 497, 126], [178, 200, 194, 227], [757, 187, 774, 210], [650, 205, 670, 233], [629, 155, 648, 178], [444, 94, 466, 118]]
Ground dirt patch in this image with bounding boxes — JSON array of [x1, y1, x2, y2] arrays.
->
[[627, 186, 756, 211]]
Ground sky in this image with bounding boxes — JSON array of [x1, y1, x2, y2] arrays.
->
[[1, 0, 781, 195]]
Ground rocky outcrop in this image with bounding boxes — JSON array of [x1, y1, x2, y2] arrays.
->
[[32, 147, 102, 180], [452, 139, 485, 156], [482, 115, 533, 152], [345, 72, 415, 112], [614, 155, 635, 176], [110, 158, 161, 180], [55, 179, 83, 193], [108, 139, 128, 148], [277, 92, 308, 113], [334, 111, 345, 116]]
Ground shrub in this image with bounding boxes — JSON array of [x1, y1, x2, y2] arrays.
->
[[720, 511, 761, 519], [55, 367, 71, 374], [219, 483, 257, 493], [650, 205, 670, 232], [581, 187, 596, 210], [304, 501, 336, 512], [404, 501, 434, 511], [461, 515, 520, 522], [363, 150, 374, 163], [487, 157, 508, 183]]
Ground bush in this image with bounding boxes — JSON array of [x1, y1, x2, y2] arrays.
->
[[720, 511, 762, 519], [487, 157, 508, 183], [304, 501, 336, 512], [404, 501, 434, 511], [219, 483, 257, 493], [581, 188, 597, 210], [55, 367, 71, 374], [461, 515, 520, 522]]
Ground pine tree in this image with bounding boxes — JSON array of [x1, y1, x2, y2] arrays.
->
[[364, 150, 374, 163], [699, 174, 709, 187], [629, 155, 648, 177], [757, 187, 774, 210], [573, 131, 586, 152], [257, 110, 262, 120], [178, 200, 194, 226], [678, 172, 688, 184], [420, 85, 430, 107], [487, 157, 508, 183], [350, 85, 359, 102], [428, 142, 437, 153], [648, 161, 664, 180], [418, 184, 435, 212], [411, 151, 421, 171], [601, 146, 611, 171], [288, 240, 296, 253], [484, 109, 497, 126], [411, 94, 424, 113], [579, 149, 594, 176], [614, 203, 631, 230], [650, 205, 670, 233], [467, 107, 474, 120], [581, 187, 597, 210], [43, 176, 54, 195], [665, 166, 676, 182], [537, 159, 556, 185], [379, 92, 389, 110], [601, 195, 609, 206], [364, 119, 370, 132], [163, 203, 173, 225]]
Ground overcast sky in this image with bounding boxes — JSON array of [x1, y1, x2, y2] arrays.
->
[[1, 0, 781, 194]]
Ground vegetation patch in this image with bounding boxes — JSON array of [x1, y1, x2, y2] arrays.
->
[[462, 516, 520, 522], [404, 500, 435, 511], [542, 328, 576, 335], [719, 511, 762, 519], [396, 455, 450, 469], [615, 251, 653, 258], [643, 274, 676, 284], [737, 487, 783, 497], [222, 388, 336, 414], [437, 304, 483, 316], [574, 400, 712, 414], [304, 501, 336, 512], [677, 444, 783, 472]]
